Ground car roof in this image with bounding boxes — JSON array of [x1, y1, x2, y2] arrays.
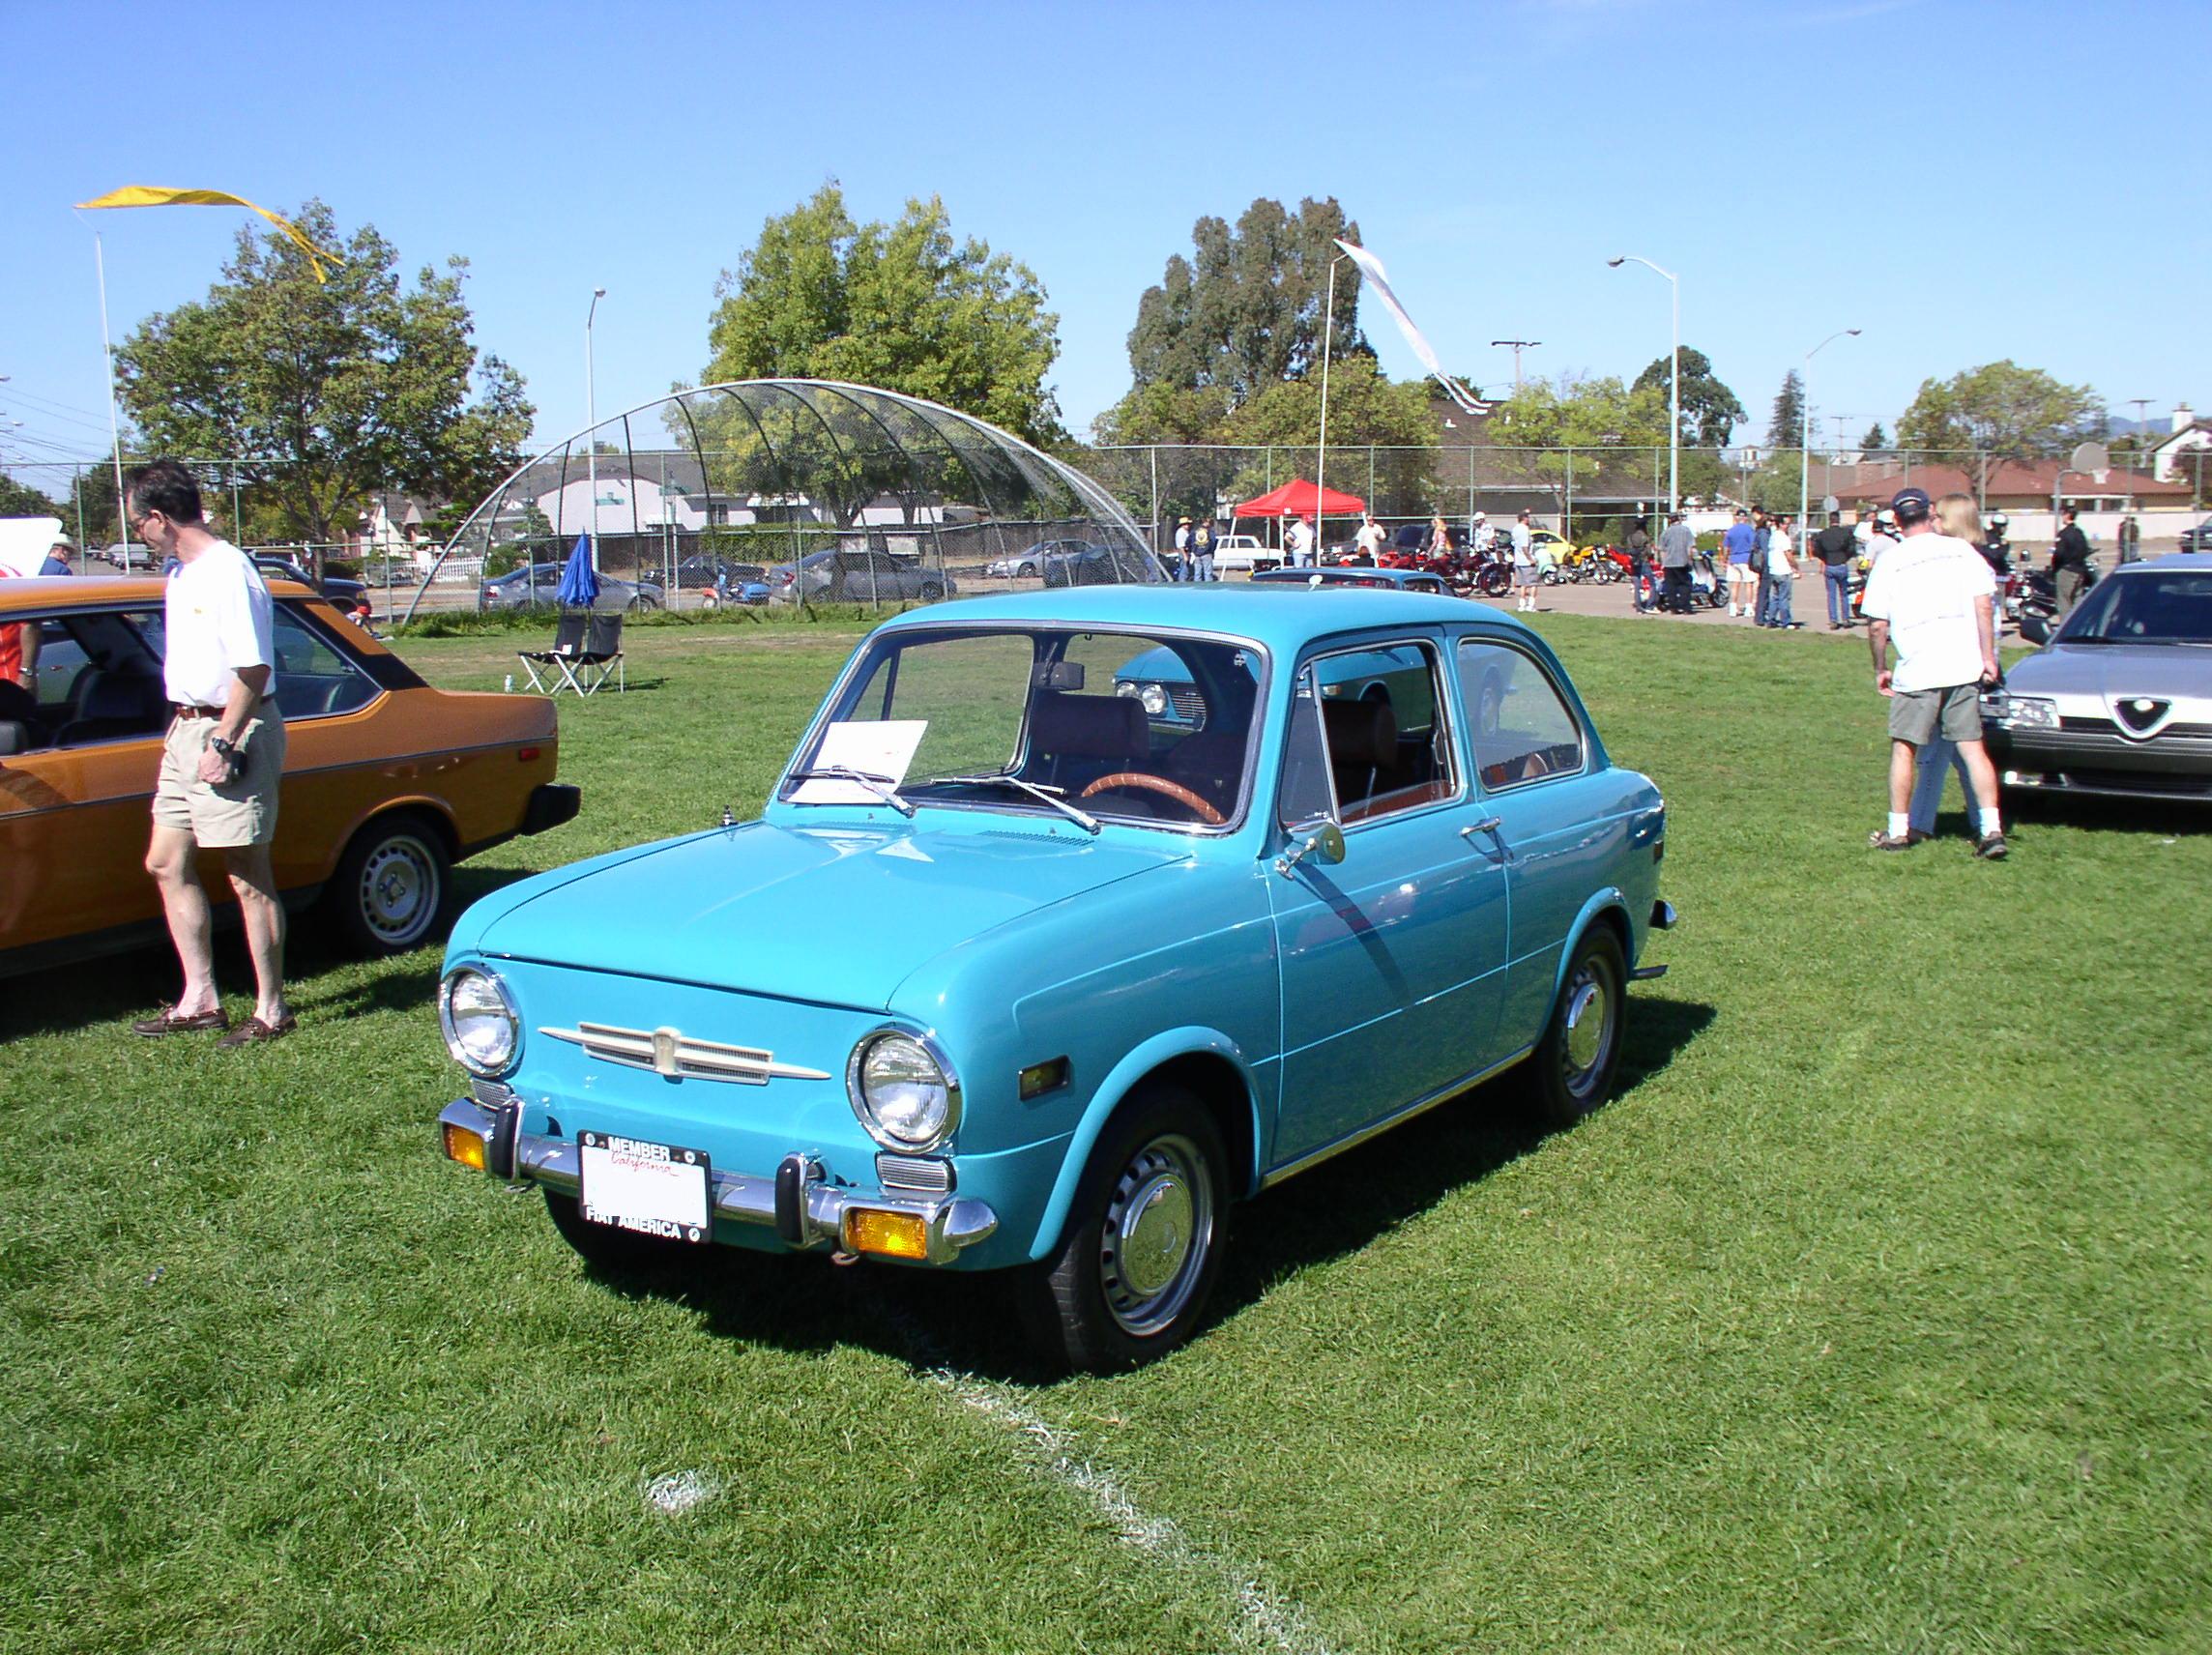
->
[[870, 583, 1532, 649], [0, 574, 318, 610], [2120, 552, 2212, 572]]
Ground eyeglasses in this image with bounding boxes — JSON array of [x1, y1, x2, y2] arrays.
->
[[129, 510, 159, 536]]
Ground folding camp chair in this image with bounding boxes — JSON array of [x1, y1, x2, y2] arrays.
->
[[517, 609, 626, 695]]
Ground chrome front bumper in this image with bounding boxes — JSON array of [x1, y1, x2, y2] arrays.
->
[[438, 1096, 999, 1266]]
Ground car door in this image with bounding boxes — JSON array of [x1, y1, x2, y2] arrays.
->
[[1265, 637, 1510, 1170], [0, 602, 175, 953], [1455, 637, 1610, 1051]]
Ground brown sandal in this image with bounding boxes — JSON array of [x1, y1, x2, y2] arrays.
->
[[131, 1004, 231, 1037], [216, 1013, 298, 1049]]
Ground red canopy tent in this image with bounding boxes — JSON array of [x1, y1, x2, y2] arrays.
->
[[1234, 479, 1367, 519]]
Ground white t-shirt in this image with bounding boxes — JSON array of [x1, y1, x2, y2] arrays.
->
[[163, 538, 276, 708], [1511, 523, 1532, 556], [1285, 520, 1312, 561], [1858, 532, 1995, 693], [1355, 522, 1386, 556], [1767, 529, 1794, 574]]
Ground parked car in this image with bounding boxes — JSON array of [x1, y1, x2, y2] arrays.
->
[[2174, 520, 2212, 555], [986, 539, 1096, 579], [1252, 566, 1454, 595], [0, 575, 581, 975], [253, 554, 366, 608], [767, 547, 954, 605], [480, 564, 664, 612], [1209, 533, 1274, 575], [1981, 552, 2212, 803], [674, 557, 770, 606], [435, 586, 1674, 1370]]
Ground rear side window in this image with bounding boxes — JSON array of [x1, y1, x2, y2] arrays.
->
[[1456, 641, 1586, 791], [271, 606, 379, 721]]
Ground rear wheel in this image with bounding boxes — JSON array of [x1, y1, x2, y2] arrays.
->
[[325, 812, 450, 956], [1528, 926, 1626, 1128], [1024, 1084, 1228, 1373]]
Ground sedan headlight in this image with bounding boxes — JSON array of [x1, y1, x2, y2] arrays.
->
[[1996, 695, 2057, 729], [847, 1030, 960, 1151], [439, 968, 519, 1076]]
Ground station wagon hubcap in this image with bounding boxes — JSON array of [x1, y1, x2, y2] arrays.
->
[[1099, 1134, 1213, 1337], [360, 835, 437, 944], [1562, 972, 1613, 1089]]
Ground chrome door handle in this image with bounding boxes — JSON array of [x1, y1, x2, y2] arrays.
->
[[1461, 817, 1502, 837]]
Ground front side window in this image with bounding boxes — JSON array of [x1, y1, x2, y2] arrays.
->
[[787, 627, 1263, 830], [1457, 640, 1586, 791]]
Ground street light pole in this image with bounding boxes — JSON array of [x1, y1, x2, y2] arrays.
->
[[1608, 256, 1678, 514], [1799, 328, 1861, 533], [1490, 339, 1541, 393], [586, 287, 605, 573]]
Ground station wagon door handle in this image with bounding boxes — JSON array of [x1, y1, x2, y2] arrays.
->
[[1461, 818, 1503, 837]]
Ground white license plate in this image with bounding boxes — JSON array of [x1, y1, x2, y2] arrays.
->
[[576, 1130, 712, 1243]]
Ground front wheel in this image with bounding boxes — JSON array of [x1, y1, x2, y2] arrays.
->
[[542, 1188, 687, 1274], [1477, 565, 1511, 596], [1024, 1085, 1228, 1373], [325, 812, 451, 956], [1528, 926, 1626, 1129]]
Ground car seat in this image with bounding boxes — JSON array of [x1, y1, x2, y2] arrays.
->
[[1027, 692, 1147, 791], [52, 670, 165, 745], [1322, 698, 1397, 820]]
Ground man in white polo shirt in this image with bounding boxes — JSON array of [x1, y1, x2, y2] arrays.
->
[[127, 459, 295, 1044], [1860, 485, 2006, 859]]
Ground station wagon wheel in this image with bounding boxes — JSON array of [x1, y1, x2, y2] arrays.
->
[[541, 1188, 685, 1274], [1530, 926, 1626, 1128], [325, 811, 451, 956], [1027, 1084, 1228, 1373]]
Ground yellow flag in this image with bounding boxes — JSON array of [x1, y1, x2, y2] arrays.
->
[[74, 187, 344, 282]]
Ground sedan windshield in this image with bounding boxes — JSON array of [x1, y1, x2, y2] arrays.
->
[[2058, 571, 2212, 645], [783, 626, 1265, 829]]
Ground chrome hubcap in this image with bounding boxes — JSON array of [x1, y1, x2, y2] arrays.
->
[[1098, 1134, 1212, 1337], [1562, 973, 1612, 1085]]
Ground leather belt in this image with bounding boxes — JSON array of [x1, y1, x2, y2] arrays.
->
[[172, 705, 221, 719]]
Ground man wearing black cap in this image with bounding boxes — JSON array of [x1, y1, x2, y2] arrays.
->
[[1858, 486, 2007, 858]]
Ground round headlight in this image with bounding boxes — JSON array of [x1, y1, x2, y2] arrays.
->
[[439, 968, 519, 1076], [848, 1031, 959, 1150], [1139, 682, 1169, 718]]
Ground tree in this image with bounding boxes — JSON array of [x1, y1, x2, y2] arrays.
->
[[1216, 355, 1438, 506], [113, 201, 532, 545], [698, 184, 1062, 448], [1895, 361, 2106, 460], [0, 475, 60, 518], [1765, 370, 1806, 451], [1633, 347, 1744, 448], [1860, 421, 1889, 454], [1108, 196, 1370, 437]]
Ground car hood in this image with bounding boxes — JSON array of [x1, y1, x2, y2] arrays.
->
[[2006, 642, 2212, 700], [469, 820, 1190, 1009]]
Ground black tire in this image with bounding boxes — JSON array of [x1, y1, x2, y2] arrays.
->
[[628, 594, 660, 613], [1528, 925, 1626, 1129], [918, 582, 945, 601], [1024, 1084, 1229, 1373], [542, 1188, 686, 1274], [1017, 562, 1037, 578], [325, 811, 451, 956], [1477, 565, 1511, 597]]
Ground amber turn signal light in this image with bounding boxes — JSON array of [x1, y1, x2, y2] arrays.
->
[[844, 1208, 930, 1261], [443, 1121, 489, 1171]]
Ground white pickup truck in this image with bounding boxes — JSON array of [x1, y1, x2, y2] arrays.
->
[[1208, 533, 1278, 575]]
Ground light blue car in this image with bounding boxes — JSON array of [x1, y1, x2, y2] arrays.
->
[[436, 587, 1674, 1370]]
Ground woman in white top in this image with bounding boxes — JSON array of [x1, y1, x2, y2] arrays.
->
[[1763, 517, 1798, 627]]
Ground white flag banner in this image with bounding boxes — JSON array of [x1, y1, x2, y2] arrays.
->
[[1332, 239, 1489, 416]]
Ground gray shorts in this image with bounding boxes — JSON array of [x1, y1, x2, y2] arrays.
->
[[154, 709, 285, 848], [1889, 682, 1981, 746]]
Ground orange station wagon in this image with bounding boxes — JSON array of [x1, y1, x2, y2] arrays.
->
[[0, 575, 580, 976]]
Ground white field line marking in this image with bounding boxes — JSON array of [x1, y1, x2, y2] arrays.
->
[[888, 1314, 1336, 1655]]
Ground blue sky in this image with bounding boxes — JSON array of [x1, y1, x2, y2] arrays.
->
[[4, 0, 2204, 486]]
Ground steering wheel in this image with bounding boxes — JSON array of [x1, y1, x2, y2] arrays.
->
[[1078, 771, 1226, 826]]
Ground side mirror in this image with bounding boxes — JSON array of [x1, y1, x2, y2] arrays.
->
[[2018, 614, 2052, 646], [1273, 819, 1346, 878]]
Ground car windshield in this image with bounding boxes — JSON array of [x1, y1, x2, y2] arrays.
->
[[782, 625, 1266, 830], [2057, 570, 2212, 645]]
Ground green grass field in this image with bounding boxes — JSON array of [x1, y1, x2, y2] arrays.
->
[[4, 611, 2207, 1654]]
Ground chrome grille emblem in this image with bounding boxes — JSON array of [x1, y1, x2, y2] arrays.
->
[[539, 1021, 832, 1085]]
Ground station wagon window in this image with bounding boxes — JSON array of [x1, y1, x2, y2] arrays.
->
[[1278, 639, 1457, 828], [1456, 640, 1586, 791], [794, 626, 1263, 828], [18, 608, 168, 748]]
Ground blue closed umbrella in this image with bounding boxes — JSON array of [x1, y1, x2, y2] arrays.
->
[[557, 533, 600, 608]]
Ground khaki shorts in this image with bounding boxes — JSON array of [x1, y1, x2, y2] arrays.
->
[[1889, 682, 1982, 746], [154, 709, 285, 849], [1727, 562, 1758, 585]]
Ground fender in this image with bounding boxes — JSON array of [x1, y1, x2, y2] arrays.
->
[[1024, 1025, 1263, 1262], [1551, 886, 1634, 1003]]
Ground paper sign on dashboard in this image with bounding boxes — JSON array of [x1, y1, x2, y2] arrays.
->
[[790, 720, 927, 803]]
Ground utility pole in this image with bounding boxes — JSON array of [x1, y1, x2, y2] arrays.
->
[[1490, 339, 1541, 393]]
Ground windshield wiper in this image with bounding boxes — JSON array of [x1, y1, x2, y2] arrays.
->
[[786, 766, 916, 817], [922, 773, 1101, 834]]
